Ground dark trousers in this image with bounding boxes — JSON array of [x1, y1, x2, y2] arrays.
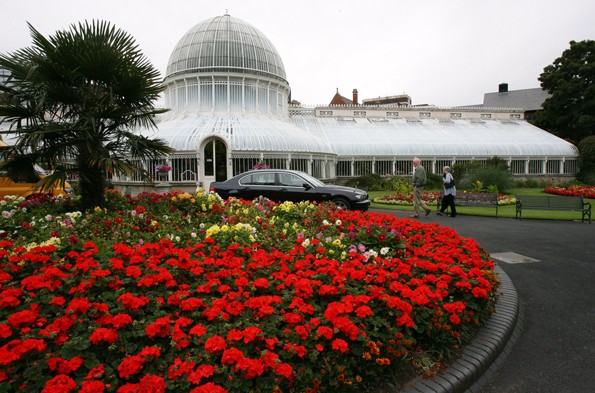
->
[[440, 194, 457, 216]]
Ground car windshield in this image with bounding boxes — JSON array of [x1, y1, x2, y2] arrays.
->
[[297, 172, 325, 187]]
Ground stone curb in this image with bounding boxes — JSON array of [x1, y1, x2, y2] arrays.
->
[[401, 265, 521, 393]]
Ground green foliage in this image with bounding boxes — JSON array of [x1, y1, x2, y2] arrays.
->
[[452, 157, 512, 192], [535, 40, 595, 143], [462, 166, 513, 193], [0, 20, 172, 210], [346, 174, 414, 192], [577, 136, 595, 184], [425, 173, 444, 190]]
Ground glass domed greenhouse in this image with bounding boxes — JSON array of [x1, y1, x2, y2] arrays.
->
[[114, 13, 579, 194]]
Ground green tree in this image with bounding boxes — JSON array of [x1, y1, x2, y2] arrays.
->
[[535, 40, 595, 144], [0, 21, 172, 209], [577, 136, 595, 184]]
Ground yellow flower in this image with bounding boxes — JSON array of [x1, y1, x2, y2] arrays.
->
[[205, 225, 220, 237]]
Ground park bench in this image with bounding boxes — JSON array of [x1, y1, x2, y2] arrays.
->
[[437, 192, 499, 217], [515, 194, 591, 223]]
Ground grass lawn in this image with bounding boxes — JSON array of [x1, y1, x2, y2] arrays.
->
[[369, 189, 594, 222]]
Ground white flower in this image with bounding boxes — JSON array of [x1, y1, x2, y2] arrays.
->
[[380, 247, 390, 255], [1, 211, 11, 219]]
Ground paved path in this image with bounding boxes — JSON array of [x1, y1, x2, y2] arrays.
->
[[370, 209, 595, 393]]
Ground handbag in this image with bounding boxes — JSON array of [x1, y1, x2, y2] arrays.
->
[[445, 179, 455, 189]]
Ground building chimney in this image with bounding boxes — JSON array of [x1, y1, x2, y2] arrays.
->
[[499, 83, 508, 93], [352, 88, 358, 106]]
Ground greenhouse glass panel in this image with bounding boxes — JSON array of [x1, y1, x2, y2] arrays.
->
[[230, 81, 242, 112], [312, 159, 324, 179], [177, 85, 186, 111], [511, 160, 525, 175], [215, 81, 227, 111], [171, 156, 198, 181], [337, 161, 351, 177], [564, 160, 578, 175], [546, 160, 561, 174], [232, 155, 260, 175], [354, 161, 372, 176], [435, 160, 452, 173], [245, 84, 257, 112], [395, 161, 413, 176], [376, 161, 393, 176], [420, 160, 433, 174], [187, 83, 199, 108], [200, 82, 213, 111], [258, 85, 268, 113], [290, 159, 309, 173], [529, 160, 544, 174], [269, 89, 278, 115]]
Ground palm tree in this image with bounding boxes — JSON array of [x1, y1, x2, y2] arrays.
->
[[0, 20, 172, 209]]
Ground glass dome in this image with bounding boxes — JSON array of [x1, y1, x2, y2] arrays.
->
[[166, 13, 286, 82]]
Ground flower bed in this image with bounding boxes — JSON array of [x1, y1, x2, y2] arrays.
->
[[544, 185, 595, 199], [374, 191, 441, 206], [375, 191, 516, 206], [0, 191, 499, 392]]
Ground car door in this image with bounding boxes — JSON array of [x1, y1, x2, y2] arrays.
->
[[276, 172, 326, 203], [238, 172, 280, 201]]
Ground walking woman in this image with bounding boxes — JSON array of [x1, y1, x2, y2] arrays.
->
[[438, 166, 457, 217]]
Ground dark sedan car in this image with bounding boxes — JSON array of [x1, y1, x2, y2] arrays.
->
[[210, 169, 370, 211]]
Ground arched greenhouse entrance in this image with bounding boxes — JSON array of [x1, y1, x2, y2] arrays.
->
[[201, 138, 228, 190]]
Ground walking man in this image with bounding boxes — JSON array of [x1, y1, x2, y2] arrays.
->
[[411, 157, 431, 218]]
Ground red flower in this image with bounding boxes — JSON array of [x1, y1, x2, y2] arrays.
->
[[79, 380, 105, 393], [188, 365, 215, 384], [0, 324, 12, 339], [89, 327, 118, 345], [138, 374, 166, 393], [41, 374, 77, 393], [145, 316, 171, 339], [204, 335, 227, 353], [221, 347, 245, 365], [331, 338, 349, 353], [7, 305, 39, 328], [235, 357, 265, 379], [189, 382, 228, 393], [274, 363, 294, 380], [47, 356, 84, 374], [117, 355, 144, 379], [80, 380, 105, 393], [189, 324, 207, 337]]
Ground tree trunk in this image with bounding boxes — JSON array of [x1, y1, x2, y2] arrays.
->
[[79, 166, 106, 211]]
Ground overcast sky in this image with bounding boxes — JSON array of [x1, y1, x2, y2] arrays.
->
[[2, 0, 594, 107]]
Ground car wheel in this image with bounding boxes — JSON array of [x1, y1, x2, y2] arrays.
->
[[332, 197, 351, 210]]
